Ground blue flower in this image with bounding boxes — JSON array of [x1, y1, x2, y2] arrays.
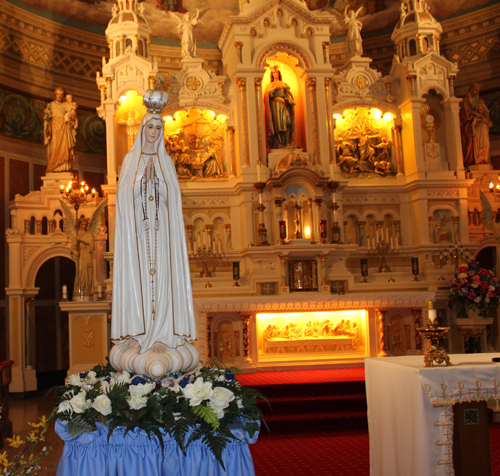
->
[[468, 262, 479, 271], [224, 369, 235, 381], [103, 377, 111, 383], [131, 376, 146, 385], [179, 376, 191, 388], [79, 372, 88, 379]]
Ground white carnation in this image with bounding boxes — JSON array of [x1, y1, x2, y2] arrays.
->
[[113, 371, 132, 384], [86, 371, 98, 384], [182, 377, 213, 407], [92, 394, 112, 416], [127, 395, 148, 410], [69, 391, 88, 414], [209, 387, 235, 410]]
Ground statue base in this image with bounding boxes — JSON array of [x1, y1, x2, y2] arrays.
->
[[109, 340, 199, 379], [42, 172, 74, 190]]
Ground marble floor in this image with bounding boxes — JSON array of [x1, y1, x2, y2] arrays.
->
[[7, 392, 64, 475]]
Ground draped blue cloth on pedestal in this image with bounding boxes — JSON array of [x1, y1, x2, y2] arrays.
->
[[55, 420, 258, 476]]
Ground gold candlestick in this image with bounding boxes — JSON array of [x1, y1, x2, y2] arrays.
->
[[417, 323, 452, 368]]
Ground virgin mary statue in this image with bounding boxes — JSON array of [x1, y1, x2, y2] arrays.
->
[[109, 89, 199, 378]]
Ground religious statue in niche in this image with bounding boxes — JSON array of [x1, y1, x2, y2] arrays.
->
[[335, 109, 395, 176], [109, 89, 199, 378], [59, 198, 108, 298], [167, 9, 200, 59], [264, 66, 296, 149], [44, 87, 78, 173], [460, 83, 492, 167], [332, 6, 364, 57], [165, 111, 227, 180]]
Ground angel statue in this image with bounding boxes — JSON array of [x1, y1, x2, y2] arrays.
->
[[59, 198, 108, 299], [168, 9, 200, 59], [109, 89, 199, 379], [332, 6, 364, 57], [480, 190, 500, 274]]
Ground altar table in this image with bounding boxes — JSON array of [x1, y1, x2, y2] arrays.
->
[[55, 420, 258, 476], [365, 354, 500, 476]]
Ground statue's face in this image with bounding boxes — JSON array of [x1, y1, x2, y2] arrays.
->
[[471, 85, 480, 96], [144, 120, 163, 144], [55, 89, 64, 102], [80, 221, 88, 231]]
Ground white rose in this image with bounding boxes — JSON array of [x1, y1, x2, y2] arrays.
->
[[58, 400, 73, 414], [489, 285, 495, 291], [86, 371, 98, 384], [207, 401, 225, 419], [69, 391, 88, 414], [92, 394, 112, 416], [169, 383, 181, 394], [209, 387, 235, 410], [66, 374, 83, 387], [182, 377, 213, 407], [236, 398, 244, 410], [129, 382, 156, 397], [127, 395, 148, 410], [474, 296, 482, 303]]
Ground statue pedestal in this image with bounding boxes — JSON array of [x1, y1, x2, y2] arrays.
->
[[469, 164, 493, 172], [268, 148, 312, 174], [41, 172, 74, 189], [423, 142, 442, 171], [59, 301, 111, 376]]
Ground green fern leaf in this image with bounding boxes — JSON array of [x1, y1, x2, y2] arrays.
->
[[193, 405, 220, 430]]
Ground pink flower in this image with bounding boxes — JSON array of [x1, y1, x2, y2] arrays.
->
[[487, 291, 495, 297]]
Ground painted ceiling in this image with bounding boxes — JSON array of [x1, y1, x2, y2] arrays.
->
[[8, 0, 496, 47]]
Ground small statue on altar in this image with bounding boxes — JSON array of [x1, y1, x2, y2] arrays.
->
[[460, 83, 492, 166], [168, 9, 200, 59], [110, 89, 199, 378], [59, 198, 108, 299], [264, 66, 296, 149], [44, 87, 78, 173]]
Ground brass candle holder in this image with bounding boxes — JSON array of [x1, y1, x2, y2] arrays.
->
[[189, 245, 222, 288], [417, 323, 452, 368]]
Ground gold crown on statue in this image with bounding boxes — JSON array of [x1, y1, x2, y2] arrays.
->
[[143, 89, 169, 113]]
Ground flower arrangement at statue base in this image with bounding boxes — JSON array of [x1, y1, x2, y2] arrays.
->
[[0, 416, 53, 475], [50, 360, 266, 469], [449, 262, 500, 318]]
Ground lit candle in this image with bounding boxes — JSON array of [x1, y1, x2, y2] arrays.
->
[[257, 162, 261, 182], [428, 309, 437, 323], [218, 240, 221, 254], [386, 228, 389, 242], [390, 236, 394, 250], [62, 285, 68, 300], [188, 241, 192, 254], [329, 161, 335, 178]]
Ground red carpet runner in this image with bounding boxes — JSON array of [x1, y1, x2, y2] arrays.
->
[[239, 368, 500, 476]]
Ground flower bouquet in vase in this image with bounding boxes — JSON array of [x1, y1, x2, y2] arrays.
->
[[448, 262, 500, 319]]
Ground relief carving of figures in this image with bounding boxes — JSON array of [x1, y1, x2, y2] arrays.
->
[[59, 198, 108, 298], [168, 9, 200, 59], [164, 110, 227, 180], [335, 108, 395, 177], [480, 191, 500, 274], [460, 83, 492, 166], [44, 87, 78, 173], [264, 66, 296, 149], [432, 212, 452, 244]]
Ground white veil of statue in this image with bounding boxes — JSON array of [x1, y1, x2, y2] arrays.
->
[[110, 91, 198, 377]]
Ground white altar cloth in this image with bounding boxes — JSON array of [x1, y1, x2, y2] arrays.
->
[[365, 354, 500, 476]]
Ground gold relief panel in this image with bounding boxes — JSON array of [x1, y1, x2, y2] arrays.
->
[[256, 311, 366, 358], [163, 109, 228, 180], [333, 106, 395, 178]]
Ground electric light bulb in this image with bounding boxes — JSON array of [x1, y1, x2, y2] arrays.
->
[[371, 108, 382, 120], [333, 113, 343, 121]]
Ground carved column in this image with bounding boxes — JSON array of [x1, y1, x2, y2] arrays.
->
[[24, 297, 34, 369], [236, 78, 250, 167], [314, 198, 323, 243], [185, 225, 194, 254], [393, 220, 401, 247], [407, 74, 417, 97], [227, 126, 236, 177], [324, 78, 335, 166], [240, 315, 251, 358], [274, 198, 286, 243], [207, 316, 214, 359], [306, 78, 319, 165], [393, 125, 404, 175], [411, 309, 423, 352], [254, 78, 264, 166], [279, 255, 288, 287], [224, 224, 232, 250], [376, 310, 390, 357], [452, 216, 459, 243]]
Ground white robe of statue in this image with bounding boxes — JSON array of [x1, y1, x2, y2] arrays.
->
[[110, 111, 199, 378]]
